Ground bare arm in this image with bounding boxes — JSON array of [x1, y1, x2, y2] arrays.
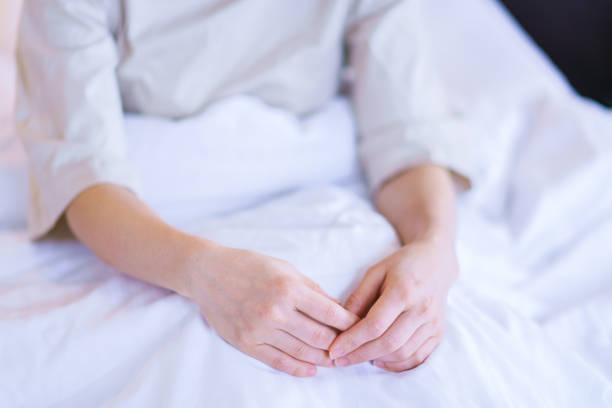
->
[[330, 164, 459, 371], [66, 184, 358, 376], [375, 163, 457, 248], [17, 0, 357, 377], [66, 184, 206, 297]]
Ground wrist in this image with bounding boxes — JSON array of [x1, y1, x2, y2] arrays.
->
[[421, 225, 459, 285], [414, 220, 454, 245], [376, 164, 457, 248], [395, 215, 455, 249], [172, 232, 225, 300]]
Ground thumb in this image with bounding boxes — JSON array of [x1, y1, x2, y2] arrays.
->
[[345, 265, 386, 317]]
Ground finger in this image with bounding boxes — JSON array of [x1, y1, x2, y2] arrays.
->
[[374, 321, 436, 363], [333, 311, 427, 367], [296, 289, 359, 332], [269, 329, 334, 367], [329, 289, 404, 360], [284, 310, 339, 349], [373, 336, 439, 372], [302, 278, 342, 304], [344, 265, 386, 317], [252, 344, 317, 377]]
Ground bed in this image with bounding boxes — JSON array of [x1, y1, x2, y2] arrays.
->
[[1, 0, 611, 406]]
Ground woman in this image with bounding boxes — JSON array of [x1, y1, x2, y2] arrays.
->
[[17, 0, 474, 377]]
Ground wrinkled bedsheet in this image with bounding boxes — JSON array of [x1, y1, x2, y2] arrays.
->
[[1, 0, 611, 406]]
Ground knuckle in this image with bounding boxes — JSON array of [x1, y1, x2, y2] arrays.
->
[[269, 309, 286, 325], [293, 365, 310, 377], [240, 316, 256, 332], [367, 320, 387, 338], [405, 296, 420, 310], [421, 296, 436, 315], [396, 283, 411, 300], [381, 333, 402, 352], [293, 342, 308, 359], [254, 302, 284, 323], [253, 302, 270, 319], [311, 328, 333, 348], [234, 332, 248, 348], [399, 277, 421, 298], [344, 338, 358, 352], [323, 304, 338, 321], [423, 321, 437, 337], [271, 356, 289, 373], [396, 347, 412, 361], [234, 328, 254, 348], [415, 348, 429, 364], [432, 316, 445, 333], [272, 277, 295, 300]]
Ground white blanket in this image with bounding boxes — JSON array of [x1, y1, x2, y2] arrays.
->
[[1, 0, 611, 406]]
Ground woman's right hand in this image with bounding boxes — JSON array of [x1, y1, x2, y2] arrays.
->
[[185, 243, 359, 377], [65, 184, 357, 377]]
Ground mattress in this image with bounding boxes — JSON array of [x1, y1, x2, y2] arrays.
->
[[1, 0, 611, 406]]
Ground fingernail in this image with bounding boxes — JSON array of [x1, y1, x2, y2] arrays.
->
[[307, 366, 317, 376], [334, 357, 349, 367]]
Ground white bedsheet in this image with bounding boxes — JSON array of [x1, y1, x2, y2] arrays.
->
[[1, 0, 612, 406]]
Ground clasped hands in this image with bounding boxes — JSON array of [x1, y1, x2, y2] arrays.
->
[[190, 235, 458, 377]]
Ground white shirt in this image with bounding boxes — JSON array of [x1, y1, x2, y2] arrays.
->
[[17, 0, 479, 238]]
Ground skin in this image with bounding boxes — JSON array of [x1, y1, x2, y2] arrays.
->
[[66, 184, 359, 377], [66, 163, 459, 376], [330, 164, 460, 371], [7, 0, 460, 377]]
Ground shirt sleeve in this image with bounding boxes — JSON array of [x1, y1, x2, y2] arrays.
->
[[16, 0, 140, 239], [346, 0, 482, 193]]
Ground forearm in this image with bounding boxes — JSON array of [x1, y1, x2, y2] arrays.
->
[[331, 164, 460, 370], [374, 164, 457, 246], [65, 183, 217, 298]]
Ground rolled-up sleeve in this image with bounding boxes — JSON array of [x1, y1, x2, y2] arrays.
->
[[346, 0, 482, 193], [16, 0, 139, 238]]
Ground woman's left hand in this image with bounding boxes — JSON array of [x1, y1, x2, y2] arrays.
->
[[329, 236, 458, 372]]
